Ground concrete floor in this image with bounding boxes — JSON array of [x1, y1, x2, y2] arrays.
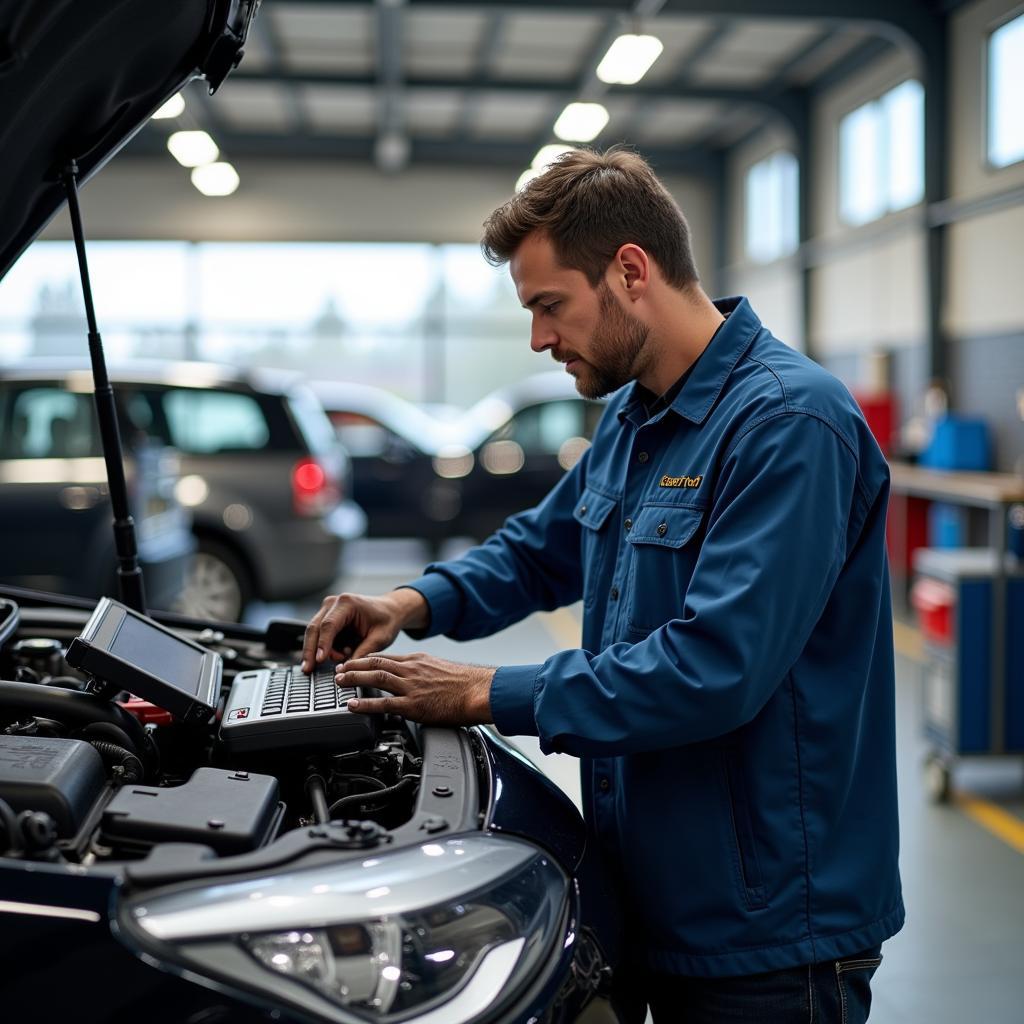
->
[[251, 538, 1024, 1023]]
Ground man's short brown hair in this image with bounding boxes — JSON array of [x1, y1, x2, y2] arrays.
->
[[481, 146, 699, 290]]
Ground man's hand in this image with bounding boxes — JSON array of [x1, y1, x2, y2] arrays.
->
[[301, 589, 428, 673], [335, 653, 494, 727]]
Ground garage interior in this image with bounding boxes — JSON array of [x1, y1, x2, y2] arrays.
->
[[3, 1, 1023, 1020]]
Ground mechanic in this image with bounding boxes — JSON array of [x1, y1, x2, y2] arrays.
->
[[302, 147, 904, 1023]]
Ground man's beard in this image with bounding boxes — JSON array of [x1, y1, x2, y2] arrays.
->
[[567, 282, 651, 400]]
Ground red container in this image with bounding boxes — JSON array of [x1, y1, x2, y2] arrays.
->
[[853, 391, 898, 456], [911, 577, 955, 645]]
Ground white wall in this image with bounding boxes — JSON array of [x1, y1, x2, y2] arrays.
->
[[41, 158, 714, 276], [808, 47, 926, 358], [722, 125, 804, 348]]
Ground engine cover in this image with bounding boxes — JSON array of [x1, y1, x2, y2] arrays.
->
[[0, 734, 105, 836]]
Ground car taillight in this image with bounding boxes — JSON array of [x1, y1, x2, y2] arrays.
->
[[292, 457, 340, 517]]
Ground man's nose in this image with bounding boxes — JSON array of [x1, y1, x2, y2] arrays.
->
[[530, 317, 556, 353]]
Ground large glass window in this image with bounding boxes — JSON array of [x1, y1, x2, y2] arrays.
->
[[744, 151, 799, 263], [988, 14, 1024, 168], [0, 240, 537, 406], [839, 79, 924, 226]]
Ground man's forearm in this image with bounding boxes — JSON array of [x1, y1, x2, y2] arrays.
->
[[387, 586, 430, 631]]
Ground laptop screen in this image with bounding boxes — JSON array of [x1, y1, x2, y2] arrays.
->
[[109, 611, 207, 697]]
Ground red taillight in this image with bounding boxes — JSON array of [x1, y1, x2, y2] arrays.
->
[[292, 457, 340, 516]]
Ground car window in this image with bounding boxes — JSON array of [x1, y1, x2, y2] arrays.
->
[[494, 400, 590, 456], [0, 385, 101, 458], [286, 388, 337, 457], [162, 389, 270, 454], [331, 413, 397, 458]]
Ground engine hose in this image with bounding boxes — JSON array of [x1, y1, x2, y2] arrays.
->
[[88, 741, 144, 783], [328, 775, 418, 818], [79, 720, 140, 758], [0, 679, 148, 753], [304, 773, 331, 825]]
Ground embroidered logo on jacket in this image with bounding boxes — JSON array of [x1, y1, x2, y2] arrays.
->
[[659, 474, 703, 488]]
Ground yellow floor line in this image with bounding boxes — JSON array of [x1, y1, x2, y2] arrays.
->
[[954, 792, 1024, 855], [538, 606, 582, 650], [892, 619, 925, 662]]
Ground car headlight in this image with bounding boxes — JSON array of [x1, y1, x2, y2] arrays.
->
[[120, 834, 568, 1023]]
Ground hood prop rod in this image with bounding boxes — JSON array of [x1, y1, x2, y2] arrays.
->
[[61, 162, 147, 615]]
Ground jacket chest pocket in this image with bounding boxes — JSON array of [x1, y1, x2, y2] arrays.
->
[[625, 503, 704, 633], [573, 487, 617, 609]]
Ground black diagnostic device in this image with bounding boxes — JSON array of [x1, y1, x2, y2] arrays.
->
[[67, 597, 378, 753], [66, 597, 220, 723]]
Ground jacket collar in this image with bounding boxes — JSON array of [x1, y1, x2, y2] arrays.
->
[[618, 296, 761, 427]]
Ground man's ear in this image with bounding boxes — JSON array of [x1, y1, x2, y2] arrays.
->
[[611, 243, 650, 301]]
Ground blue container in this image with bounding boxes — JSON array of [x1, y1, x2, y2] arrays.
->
[[920, 416, 992, 471], [928, 502, 966, 548]]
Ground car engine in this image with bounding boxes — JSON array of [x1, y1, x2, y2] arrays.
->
[[0, 596, 481, 872]]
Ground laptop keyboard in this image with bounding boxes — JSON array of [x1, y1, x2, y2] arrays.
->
[[259, 664, 356, 717]]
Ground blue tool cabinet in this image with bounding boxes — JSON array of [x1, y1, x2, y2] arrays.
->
[[912, 548, 1024, 800]]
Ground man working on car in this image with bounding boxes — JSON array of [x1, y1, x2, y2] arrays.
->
[[302, 148, 903, 1023]]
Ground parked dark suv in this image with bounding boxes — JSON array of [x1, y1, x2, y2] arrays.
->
[[0, 370, 193, 610], [1, 363, 366, 622]]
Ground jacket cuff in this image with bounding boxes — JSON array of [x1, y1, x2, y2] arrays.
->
[[490, 664, 541, 737], [397, 574, 463, 639]]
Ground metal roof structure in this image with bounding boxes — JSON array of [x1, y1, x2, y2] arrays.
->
[[121, 0, 959, 174]]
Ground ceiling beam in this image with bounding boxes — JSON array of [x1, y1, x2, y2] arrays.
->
[[374, 0, 407, 170], [254, 9, 309, 133], [124, 127, 719, 174], [269, 0, 941, 45], [454, 11, 507, 137], [228, 69, 810, 135]]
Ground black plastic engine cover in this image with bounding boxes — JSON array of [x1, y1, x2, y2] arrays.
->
[[101, 767, 280, 856], [0, 734, 105, 835]]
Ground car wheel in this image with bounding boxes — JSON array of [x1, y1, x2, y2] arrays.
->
[[176, 539, 252, 623]]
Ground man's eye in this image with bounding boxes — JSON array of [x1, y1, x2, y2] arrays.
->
[[542, 302, 559, 314]]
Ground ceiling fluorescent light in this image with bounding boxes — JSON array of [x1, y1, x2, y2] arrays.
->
[[152, 93, 185, 119], [191, 162, 240, 196], [167, 130, 219, 167], [531, 144, 576, 170], [553, 102, 610, 142], [596, 34, 664, 85]]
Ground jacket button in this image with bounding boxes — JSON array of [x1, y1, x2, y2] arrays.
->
[[579, 505, 587, 515], [624, 518, 632, 532], [657, 522, 668, 537], [598, 777, 611, 792], [610, 586, 619, 600], [637, 451, 649, 464]]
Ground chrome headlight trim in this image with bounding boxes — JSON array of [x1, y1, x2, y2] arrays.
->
[[121, 833, 569, 1024], [131, 834, 535, 941]]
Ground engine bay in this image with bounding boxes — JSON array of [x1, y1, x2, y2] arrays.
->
[[0, 595, 483, 880]]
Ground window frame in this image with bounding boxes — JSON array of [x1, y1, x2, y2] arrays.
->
[[836, 78, 925, 229], [743, 149, 800, 265], [984, 9, 1024, 172]]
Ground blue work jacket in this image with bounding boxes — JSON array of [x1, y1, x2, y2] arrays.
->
[[406, 297, 904, 977]]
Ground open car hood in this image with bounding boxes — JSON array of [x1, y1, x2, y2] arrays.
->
[[0, 0, 258, 280]]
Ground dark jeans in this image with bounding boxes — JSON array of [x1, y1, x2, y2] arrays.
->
[[613, 948, 883, 1023]]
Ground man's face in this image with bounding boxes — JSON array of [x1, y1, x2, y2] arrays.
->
[[510, 232, 651, 400]]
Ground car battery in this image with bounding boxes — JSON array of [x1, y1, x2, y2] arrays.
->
[[101, 767, 282, 856], [911, 548, 1024, 756]]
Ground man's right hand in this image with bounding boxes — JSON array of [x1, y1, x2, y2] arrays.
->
[[301, 588, 429, 674]]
